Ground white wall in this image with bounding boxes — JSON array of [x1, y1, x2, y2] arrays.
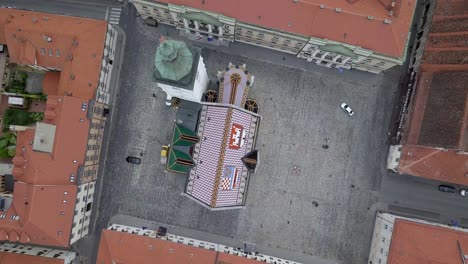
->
[[70, 181, 95, 244], [158, 55, 208, 104], [0, 243, 75, 264], [96, 24, 118, 105]]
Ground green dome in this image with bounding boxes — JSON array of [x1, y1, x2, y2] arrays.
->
[[155, 40, 193, 81]]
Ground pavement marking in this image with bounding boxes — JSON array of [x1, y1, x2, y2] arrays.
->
[[108, 7, 122, 25]]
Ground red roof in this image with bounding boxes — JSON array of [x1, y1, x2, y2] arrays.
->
[[0, 8, 108, 248], [398, 0, 468, 184], [398, 145, 468, 185], [388, 219, 468, 264], [0, 8, 107, 100], [154, 0, 416, 58], [98, 229, 271, 263], [0, 252, 65, 264]]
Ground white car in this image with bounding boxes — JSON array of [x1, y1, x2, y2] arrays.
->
[[460, 189, 467, 197], [340, 103, 354, 116]]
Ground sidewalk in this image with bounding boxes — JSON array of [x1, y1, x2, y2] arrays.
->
[[72, 22, 127, 264]]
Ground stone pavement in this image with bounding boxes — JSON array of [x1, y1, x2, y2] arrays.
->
[[86, 6, 401, 263]]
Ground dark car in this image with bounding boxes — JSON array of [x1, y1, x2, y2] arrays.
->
[[438, 185, 455, 193], [126, 156, 141, 165]]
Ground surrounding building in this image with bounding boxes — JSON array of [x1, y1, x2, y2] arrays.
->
[[97, 223, 301, 264], [0, 7, 117, 248], [369, 212, 468, 264], [154, 38, 209, 106], [387, 0, 468, 185], [0, 242, 76, 264], [133, 0, 417, 74]]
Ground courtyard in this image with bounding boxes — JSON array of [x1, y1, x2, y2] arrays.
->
[[91, 6, 400, 264]]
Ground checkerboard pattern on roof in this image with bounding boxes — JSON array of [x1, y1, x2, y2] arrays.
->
[[188, 106, 227, 205], [215, 108, 256, 207], [187, 105, 258, 208]]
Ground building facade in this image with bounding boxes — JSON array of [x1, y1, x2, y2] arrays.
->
[[369, 212, 468, 264], [133, 0, 417, 74], [99, 223, 301, 264], [0, 243, 76, 264]]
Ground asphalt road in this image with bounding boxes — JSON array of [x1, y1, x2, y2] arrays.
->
[[0, 0, 120, 21], [4, 1, 468, 263]]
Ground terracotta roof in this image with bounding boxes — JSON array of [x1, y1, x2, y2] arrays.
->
[[388, 219, 468, 264], [398, 1, 468, 184], [0, 8, 108, 248], [420, 0, 468, 71], [154, 0, 416, 58], [0, 96, 90, 247], [0, 252, 65, 264], [0, 8, 107, 100], [97, 229, 269, 264], [398, 144, 468, 185], [13, 96, 90, 185], [405, 71, 468, 149], [42, 72, 60, 96]]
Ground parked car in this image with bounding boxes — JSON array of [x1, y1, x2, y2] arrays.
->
[[340, 103, 354, 116], [126, 156, 141, 165], [460, 189, 467, 197], [438, 185, 455, 193]]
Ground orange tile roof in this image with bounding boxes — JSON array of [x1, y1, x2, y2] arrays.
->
[[0, 251, 65, 264], [0, 8, 107, 100], [420, 0, 468, 71], [388, 219, 468, 264], [42, 72, 61, 96], [154, 0, 416, 58], [13, 96, 90, 185], [398, 0, 468, 184], [97, 230, 273, 264], [398, 144, 468, 185], [0, 96, 90, 247], [0, 8, 108, 248]]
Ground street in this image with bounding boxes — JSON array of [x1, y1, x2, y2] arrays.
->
[[3, 1, 468, 264]]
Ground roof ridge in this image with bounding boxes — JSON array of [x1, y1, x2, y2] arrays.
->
[[400, 147, 441, 172], [210, 107, 233, 207]]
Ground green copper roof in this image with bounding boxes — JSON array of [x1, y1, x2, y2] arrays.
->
[[320, 44, 358, 59], [155, 40, 193, 81], [167, 148, 193, 174], [172, 123, 199, 146], [180, 12, 222, 27]]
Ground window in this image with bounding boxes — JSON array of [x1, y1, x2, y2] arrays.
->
[[41, 48, 45, 55], [48, 49, 53, 56], [86, 202, 92, 212], [56, 49, 60, 57]]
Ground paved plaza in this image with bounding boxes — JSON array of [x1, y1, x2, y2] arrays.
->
[[89, 6, 400, 263]]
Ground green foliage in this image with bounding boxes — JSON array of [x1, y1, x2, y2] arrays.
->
[[6, 146, 15, 157], [2, 109, 41, 132], [0, 149, 9, 159], [9, 134, 16, 145], [6, 72, 28, 93], [30, 112, 44, 122], [0, 139, 8, 149], [0, 132, 16, 158]]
